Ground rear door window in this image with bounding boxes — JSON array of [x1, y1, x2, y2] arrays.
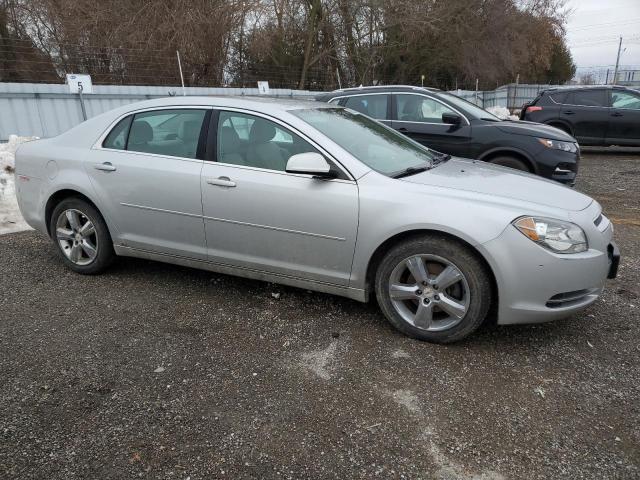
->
[[611, 90, 640, 110], [565, 90, 607, 107], [395, 94, 456, 123], [343, 94, 389, 120], [126, 109, 207, 159]]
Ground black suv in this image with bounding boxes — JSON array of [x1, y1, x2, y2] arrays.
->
[[316, 86, 580, 185], [521, 85, 640, 146]]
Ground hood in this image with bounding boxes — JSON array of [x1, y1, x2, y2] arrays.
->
[[494, 120, 576, 141], [402, 158, 592, 212]]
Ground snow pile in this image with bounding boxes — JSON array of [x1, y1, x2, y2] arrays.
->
[[486, 106, 519, 121], [1, 135, 38, 235]]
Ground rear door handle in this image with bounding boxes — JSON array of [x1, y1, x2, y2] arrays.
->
[[397, 127, 409, 132], [562, 110, 575, 115], [94, 162, 117, 172], [611, 111, 623, 117], [206, 176, 236, 188]]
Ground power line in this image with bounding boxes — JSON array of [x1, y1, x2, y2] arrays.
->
[[568, 18, 640, 32]]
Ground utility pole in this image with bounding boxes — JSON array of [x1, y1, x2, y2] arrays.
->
[[612, 36, 623, 85]]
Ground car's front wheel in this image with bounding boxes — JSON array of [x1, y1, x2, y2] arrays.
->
[[488, 156, 530, 172], [50, 197, 114, 274], [375, 235, 492, 343]]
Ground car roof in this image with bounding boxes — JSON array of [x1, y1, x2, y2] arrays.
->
[[542, 85, 637, 94], [112, 95, 333, 114], [318, 85, 441, 98]]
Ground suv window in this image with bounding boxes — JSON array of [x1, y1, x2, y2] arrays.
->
[[127, 109, 207, 159], [565, 90, 606, 107], [396, 94, 456, 123], [548, 91, 568, 104], [217, 111, 318, 172], [611, 90, 640, 110], [343, 94, 388, 119]]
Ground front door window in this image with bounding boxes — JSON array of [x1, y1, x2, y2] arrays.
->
[[217, 111, 318, 171]]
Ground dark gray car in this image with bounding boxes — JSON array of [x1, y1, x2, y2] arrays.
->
[[521, 85, 640, 147], [316, 86, 580, 185]]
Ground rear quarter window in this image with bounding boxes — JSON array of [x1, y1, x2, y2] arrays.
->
[[103, 116, 132, 150], [548, 91, 568, 104]]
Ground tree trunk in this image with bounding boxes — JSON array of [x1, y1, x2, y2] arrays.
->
[[298, 0, 322, 90]]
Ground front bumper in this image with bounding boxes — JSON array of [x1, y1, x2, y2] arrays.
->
[[478, 214, 615, 325], [534, 147, 580, 186]]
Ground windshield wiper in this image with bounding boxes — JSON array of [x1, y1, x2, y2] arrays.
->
[[431, 152, 451, 165], [392, 164, 430, 179]]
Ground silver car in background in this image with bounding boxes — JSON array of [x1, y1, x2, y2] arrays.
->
[[15, 97, 619, 343]]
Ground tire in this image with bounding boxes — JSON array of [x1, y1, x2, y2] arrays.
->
[[489, 156, 530, 172], [375, 235, 492, 343], [49, 197, 115, 274]]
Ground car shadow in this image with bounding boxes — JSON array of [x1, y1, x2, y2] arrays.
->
[[104, 255, 592, 350]]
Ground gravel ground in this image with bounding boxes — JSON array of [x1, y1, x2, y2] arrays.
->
[[1, 150, 639, 479]]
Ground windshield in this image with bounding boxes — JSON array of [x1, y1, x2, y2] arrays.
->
[[439, 92, 501, 121], [291, 108, 434, 176]]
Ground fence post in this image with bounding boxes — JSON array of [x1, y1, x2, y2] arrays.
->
[[513, 74, 519, 113], [78, 83, 87, 121], [475, 78, 479, 105], [176, 50, 186, 96]]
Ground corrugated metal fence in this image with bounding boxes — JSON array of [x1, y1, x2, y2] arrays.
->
[[0, 83, 320, 141], [1, 82, 563, 140], [452, 83, 562, 110]]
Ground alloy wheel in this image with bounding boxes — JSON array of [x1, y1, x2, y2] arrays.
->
[[388, 254, 470, 332], [55, 209, 99, 266]]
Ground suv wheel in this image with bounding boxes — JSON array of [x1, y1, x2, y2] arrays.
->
[[50, 197, 115, 274], [375, 235, 492, 343]]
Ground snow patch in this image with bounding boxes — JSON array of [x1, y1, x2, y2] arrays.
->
[[388, 388, 422, 414], [299, 340, 339, 380], [0, 135, 38, 235], [391, 348, 411, 359], [485, 106, 519, 121]]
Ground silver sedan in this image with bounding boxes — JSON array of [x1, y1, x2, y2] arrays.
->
[[15, 97, 619, 342]]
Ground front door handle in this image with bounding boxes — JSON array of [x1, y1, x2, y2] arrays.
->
[[562, 110, 575, 115], [397, 127, 409, 132], [206, 176, 236, 188], [611, 111, 623, 117], [94, 162, 117, 172]]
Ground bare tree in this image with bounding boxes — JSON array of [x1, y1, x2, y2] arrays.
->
[[1, 0, 575, 89]]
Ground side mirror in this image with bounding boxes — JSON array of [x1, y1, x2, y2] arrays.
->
[[442, 113, 462, 125], [286, 152, 333, 177]]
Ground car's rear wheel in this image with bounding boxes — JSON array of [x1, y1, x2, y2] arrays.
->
[[489, 156, 530, 172], [375, 235, 492, 343], [50, 197, 114, 274]]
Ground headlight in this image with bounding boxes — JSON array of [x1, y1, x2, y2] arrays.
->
[[537, 138, 578, 153], [513, 216, 588, 254]]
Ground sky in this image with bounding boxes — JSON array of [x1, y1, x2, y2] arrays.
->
[[564, 0, 640, 80]]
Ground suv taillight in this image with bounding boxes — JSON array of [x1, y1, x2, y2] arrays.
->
[[526, 106, 543, 113]]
